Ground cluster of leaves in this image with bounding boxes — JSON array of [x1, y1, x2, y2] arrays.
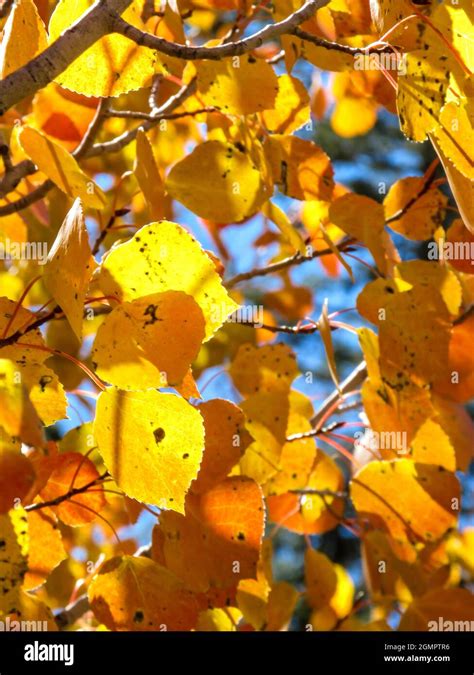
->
[[0, 0, 472, 632]]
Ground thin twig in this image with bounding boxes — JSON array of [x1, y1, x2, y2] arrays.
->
[[111, 0, 330, 60], [24, 472, 109, 513], [224, 238, 356, 288]]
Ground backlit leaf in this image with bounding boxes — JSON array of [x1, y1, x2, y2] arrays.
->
[[94, 388, 205, 513]]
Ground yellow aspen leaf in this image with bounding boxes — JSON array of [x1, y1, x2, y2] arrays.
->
[[433, 312, 474, 403], [262, 74, 310, 133], [318, 221, 355, 281], [351, 459, 460, 562], [18, 126, 106, 209], [196, 607, 242, 631], [331, 97, 378, 138], [88, 555, 201, 631], [166, 140, 268, 223], [0, 442, 35, 514], [305, 549, 338, 610], [196, 54, 278, 115], [362, 531, 406, 600], [94, 388, 205, 513], [58, 421, 96, 455], [39, 452, 106, 526], [0, 273, 23, 301], [309, 562, 354, 630], [361, 378, 433, 456], [265, 135, 334, 201], [134, 129, 166, 221], [175, 368, 201, 400], [24, 507, 66, 590], [263, 283, 314, 322], [43, 199, 97, 341], [265, 581, 299, 631], [265, 406, 316, 496], [281, 31, 356, 73], [394, 260, 462, 317], [98, 221, 239, 340], [430, 0, 474, 72], [46, 319, 83, 390], [431, 395, 474, 472], [411, 419, 456, 471], [0, 301, 67, 436], [239, 392, 290, 484], [0, 0, 47, 77], [399, 588, 474, 631], [384, 177, 448, 241], [0, 589, 58, 630], [261, 200, 306, 254], [369, 0, 420, 33], [378, 285, 452, 389], [191, 399, 248, 494], [236, 578, 269, 630], [329, 193, 399, 275], [0, 507, 28, 614], [363, 530, 453, 603], [48, 0, 156, 97], [397, 45, 463, 142], [229, 343, 299, 396], [23, 444, 59, 505], [29, 83, 98, 152], [267, 451, 345, 535], [21, 362, 67, 427], [154, 476, 265, 592], [447, 529, 474, 575], [358, 326, 380, 381], [92, 291, 206, 389], [431, 101, 474, 180], [431, 132, 474, 234]]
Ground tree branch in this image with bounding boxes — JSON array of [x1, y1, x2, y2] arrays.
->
[[111, 0, 330, 60], [224, 237, 356, 287], [289, 487, 348, 499], [24, 471, 109, 513], [292, 27, 394, 55], [86, 78, 197, 157]]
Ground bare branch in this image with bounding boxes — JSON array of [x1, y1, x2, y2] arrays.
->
[[292, 27, 394, 55], [74, 97, 110, 159], [55, 595, 91, 630], [0, 179, 54, 216], [25, 472, 109, 513], [286, 420, 346, 442], [224, 237, 356, 288], [289, 487, 348, 499], [104, 106, 214, 121], [111, 0, 330, 60], [0, 0, 13, 18], [87, 79, 197, 157], [0, 159, 36, 198]]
